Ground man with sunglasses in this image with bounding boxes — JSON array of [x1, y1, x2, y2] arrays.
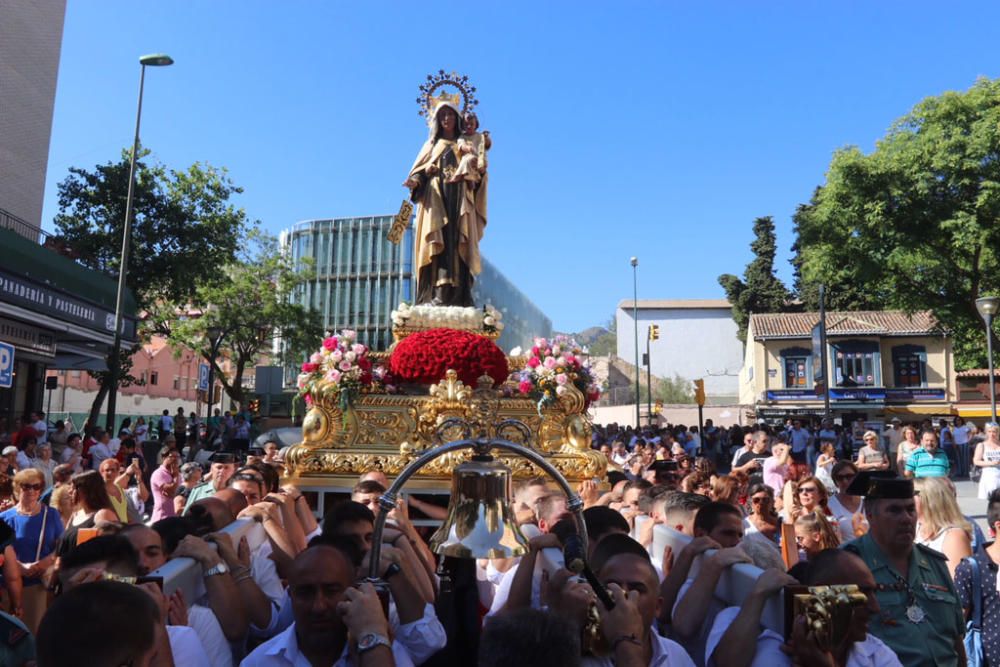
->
[[842, 474, 965, 666]]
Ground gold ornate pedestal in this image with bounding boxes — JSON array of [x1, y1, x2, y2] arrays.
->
[[284, 371, 606, 490]]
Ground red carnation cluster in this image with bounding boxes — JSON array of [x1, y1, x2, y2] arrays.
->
[[389, 328, 509, 387]]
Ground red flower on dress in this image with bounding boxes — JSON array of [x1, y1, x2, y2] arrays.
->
[[389, 328, 509, 387]]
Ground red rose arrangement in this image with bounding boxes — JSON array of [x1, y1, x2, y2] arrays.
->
[[389, 328, 509, 387]]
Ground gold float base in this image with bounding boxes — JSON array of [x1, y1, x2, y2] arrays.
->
[[284, 370, 606, 490]]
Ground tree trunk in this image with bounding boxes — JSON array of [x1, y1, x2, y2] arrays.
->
[[87, 378, 110, 434]]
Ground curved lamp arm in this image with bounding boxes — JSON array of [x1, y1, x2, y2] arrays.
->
[[367, 437, 589, 581]]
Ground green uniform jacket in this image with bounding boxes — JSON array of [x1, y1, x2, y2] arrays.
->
[[843, 533, 964, 667], [182, 481, 217, 514]]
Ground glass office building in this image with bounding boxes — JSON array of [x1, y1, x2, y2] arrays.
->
[[282, 215, 551, 368]]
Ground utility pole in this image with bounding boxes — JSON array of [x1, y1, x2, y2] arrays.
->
[[631, 257, 640, 428], [820, 284, 831, 423], [694, 378, 705, 454], [647, 324, 659, 427]]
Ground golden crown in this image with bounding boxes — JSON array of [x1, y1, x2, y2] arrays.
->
[[417, 70, 479, 119]]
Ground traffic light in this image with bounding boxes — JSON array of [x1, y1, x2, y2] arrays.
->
[[248, 398, 261, 414], [648, 324, 660, 341], [693, 379, 706, 406]]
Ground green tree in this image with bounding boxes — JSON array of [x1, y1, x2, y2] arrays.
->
[[52, 150, 251, 424], [718, 216, 794, 342], [792, 78, 1000, 368], [587, 314, 618, 356], [635, 374, 695, 404], [168, 235, 322, 408]]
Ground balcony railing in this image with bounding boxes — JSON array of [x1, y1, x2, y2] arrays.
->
[[0, 207, 51, 242]]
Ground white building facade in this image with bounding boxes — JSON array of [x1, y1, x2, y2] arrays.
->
[[615, 299, 743, 404]]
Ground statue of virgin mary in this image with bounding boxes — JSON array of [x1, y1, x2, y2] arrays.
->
[[403, 93, 488, 307]]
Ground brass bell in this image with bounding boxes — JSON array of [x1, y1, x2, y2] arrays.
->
[[429, 458, 528, 559]]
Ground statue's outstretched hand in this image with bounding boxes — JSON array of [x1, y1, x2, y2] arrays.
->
[[403, 177, 419, 189]]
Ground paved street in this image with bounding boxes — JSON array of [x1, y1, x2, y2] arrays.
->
[[956, 478, 991, 534]]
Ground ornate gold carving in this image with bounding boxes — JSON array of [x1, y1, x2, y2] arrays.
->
[[386, 200, 413, 244], [284, 369, 606, 486]]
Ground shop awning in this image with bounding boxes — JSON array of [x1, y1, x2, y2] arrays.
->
[[884, 405, 954, 417], [954, 406, 998, 418]]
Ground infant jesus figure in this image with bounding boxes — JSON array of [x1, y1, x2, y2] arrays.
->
[[447, 111, 492, 184]]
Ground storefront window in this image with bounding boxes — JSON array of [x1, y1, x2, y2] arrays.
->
[[779, 347, 812, 389], [833, 341, 879, 386], [892, 345, 927, 388], [785, 357, 808, 388]]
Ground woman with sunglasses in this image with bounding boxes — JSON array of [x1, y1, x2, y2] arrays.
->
[[744, 483, 781, 545], [788, 475, 830, 522], [855, 430, 889, 472], [0, 468, 64, 633], [826, 461, 864, 542]]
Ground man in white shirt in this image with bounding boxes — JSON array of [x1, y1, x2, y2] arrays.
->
[[662, 502, 750, 666], [241, 544, 412, 666], [489, 493, 569, 615], [610, 441, 630, 467], [14, 437, 34, 470], [579, 535, 695, 667], [88, 430, 113, 470], [32, 411, 47, 444], [706, 549, 902, 667], [122, 524, 238, 667]]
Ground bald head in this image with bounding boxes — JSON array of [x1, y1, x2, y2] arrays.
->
[[214, 488, 248, 518], [288, 545, 356, 648]]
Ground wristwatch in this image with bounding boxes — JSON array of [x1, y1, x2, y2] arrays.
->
[[357, 632, 391, 654], [382, 562, 402, 580], [204, 561, 230, 577]]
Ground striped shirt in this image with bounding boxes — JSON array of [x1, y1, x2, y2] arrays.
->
[[905, 448, 950, 478]]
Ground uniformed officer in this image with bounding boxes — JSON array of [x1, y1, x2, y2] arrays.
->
[[842, 472, 966, 667], [182, 451, 237, 514]]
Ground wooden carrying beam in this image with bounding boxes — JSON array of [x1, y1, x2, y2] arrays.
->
[[149, 518, 267, 605]]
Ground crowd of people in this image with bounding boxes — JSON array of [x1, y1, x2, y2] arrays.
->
[[0, 411, 993, 665]]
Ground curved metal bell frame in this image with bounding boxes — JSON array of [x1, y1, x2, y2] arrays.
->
[[366, 435, 589, 583], [429, 458, 528, 559]]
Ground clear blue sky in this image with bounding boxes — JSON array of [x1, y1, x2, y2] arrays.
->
[[41, 1, 1000, 334]]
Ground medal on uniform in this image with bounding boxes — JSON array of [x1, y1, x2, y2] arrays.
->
[[906, 604, 925, 623]]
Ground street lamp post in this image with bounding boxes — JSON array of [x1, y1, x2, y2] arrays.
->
[[631, 257, 640, 428], [976, 296, 1000, 424], [105, 53, 174, 432]]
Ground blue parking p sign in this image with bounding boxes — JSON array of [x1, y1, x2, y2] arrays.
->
[[0, 342, 13, 389], [198, 363, 210, 392]]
